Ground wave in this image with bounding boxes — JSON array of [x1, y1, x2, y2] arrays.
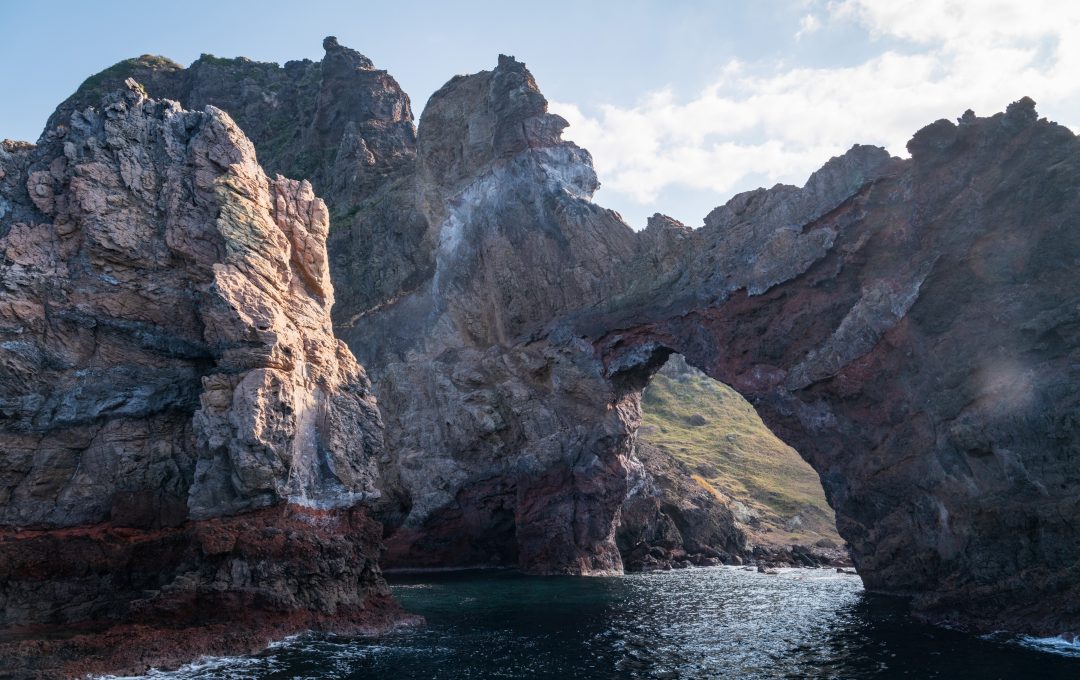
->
[[1014, 635, 1080, 658]]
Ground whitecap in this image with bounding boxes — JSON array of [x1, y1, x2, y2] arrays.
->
[[1014, 634, 1080, 658]]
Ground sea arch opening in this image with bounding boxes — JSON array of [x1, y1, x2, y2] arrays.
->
[[616, 351, 849, 573]]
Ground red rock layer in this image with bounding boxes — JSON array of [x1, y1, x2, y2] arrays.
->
[[0, 504, 417, 679]]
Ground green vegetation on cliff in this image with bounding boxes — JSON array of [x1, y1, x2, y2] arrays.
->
[[76, 55, 183, 97], [640, 357, 841, 547]]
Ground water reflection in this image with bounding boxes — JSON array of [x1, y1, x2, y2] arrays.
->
[[100, 568, 1080, 680]]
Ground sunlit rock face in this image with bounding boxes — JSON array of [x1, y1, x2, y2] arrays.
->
[[0, 84, 398, 675], [42, 37, 423, 329]]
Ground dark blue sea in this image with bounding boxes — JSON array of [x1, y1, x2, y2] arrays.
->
[[103, 567, 1080, 679]]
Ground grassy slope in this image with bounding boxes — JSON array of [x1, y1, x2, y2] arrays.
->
[[640, 366, 842, 547]]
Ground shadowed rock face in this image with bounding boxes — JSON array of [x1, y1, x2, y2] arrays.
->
[[589, 99, 1080, 633], [7, 38, 1080, 645], [362, 56, 644, 575], [0, 84, 401, 674], [352, 66, 1080, 632]]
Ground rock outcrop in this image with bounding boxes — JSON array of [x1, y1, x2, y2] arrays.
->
[[618, 441, 748, 571], [0, 83, 404, 676], [347, 65, 1080, 635], [357, 55, 645, 575], [5, 39, 1080, 668], [45, 37, 424, 329], [590, 99, 1080, 634], [36, 44, 660, 577]]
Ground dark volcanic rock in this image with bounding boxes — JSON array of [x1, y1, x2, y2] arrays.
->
[[346, 64, 1080, 634], [311, 51, 1079, 635], [359, 56, 642, 575], [591, 99, 1080, 634], [0, 82, 403, 674], [7, 38, 1080, 647], [618, 442, 747, 571]]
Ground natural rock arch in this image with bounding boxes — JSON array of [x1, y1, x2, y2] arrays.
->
[[345, 57, 1080, 637], [578, 99, 1080, 637], [5, 39, 1078, 649]]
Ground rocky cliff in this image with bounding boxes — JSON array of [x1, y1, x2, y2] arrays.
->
[[590, 99, 1080, 634], [342, 62, 1080, 634], [0, 83, 405, 677], [300, 46, 1080, 636], [46, 37, 425, 329], [3, 38, 1080, 678]]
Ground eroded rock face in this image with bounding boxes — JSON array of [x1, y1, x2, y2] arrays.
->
[[618, 442, 748, 571], [591, 98, 1080, 634], [40, 44, 653, 577], [44, 37, 425, 328], [366, 56, 642, 575], [218, 47, 1077, 634], [349, 63, 1080, 634], [9, 39, 1080, 642], [0, 84, 399, 674]]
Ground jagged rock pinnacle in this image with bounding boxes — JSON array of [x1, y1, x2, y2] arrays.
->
[[323, 34, 374, 70]]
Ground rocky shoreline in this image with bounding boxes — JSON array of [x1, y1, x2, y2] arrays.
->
[[2, 35, 1080, 677], [0, 604, 417, 680], [0, 506, 420, 679], [623, 543, 853, 573]]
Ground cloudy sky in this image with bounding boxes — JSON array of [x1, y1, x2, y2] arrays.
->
[[2, 0, 1077, 227]]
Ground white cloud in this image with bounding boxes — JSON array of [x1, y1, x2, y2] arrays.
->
[[550, 0, 1080, 222], [795, 14, 821, 40]]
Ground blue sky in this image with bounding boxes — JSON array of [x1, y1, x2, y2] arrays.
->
[[2, 1, 1077, 227]]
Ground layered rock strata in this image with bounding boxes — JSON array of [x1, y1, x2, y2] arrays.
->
[[0, 83, 403, 676], [7, 38, 1080, 644], [350, 66, 1080, 634]]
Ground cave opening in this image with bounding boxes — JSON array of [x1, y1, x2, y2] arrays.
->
[[618, 352, 849, 572]]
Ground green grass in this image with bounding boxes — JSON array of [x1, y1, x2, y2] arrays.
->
[[194, 53, 238, 67], [640, 363, 841, 547], [77, 55, 182, 95]]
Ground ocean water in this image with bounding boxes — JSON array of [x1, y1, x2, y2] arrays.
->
[[106, 567, 1080, 679]]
